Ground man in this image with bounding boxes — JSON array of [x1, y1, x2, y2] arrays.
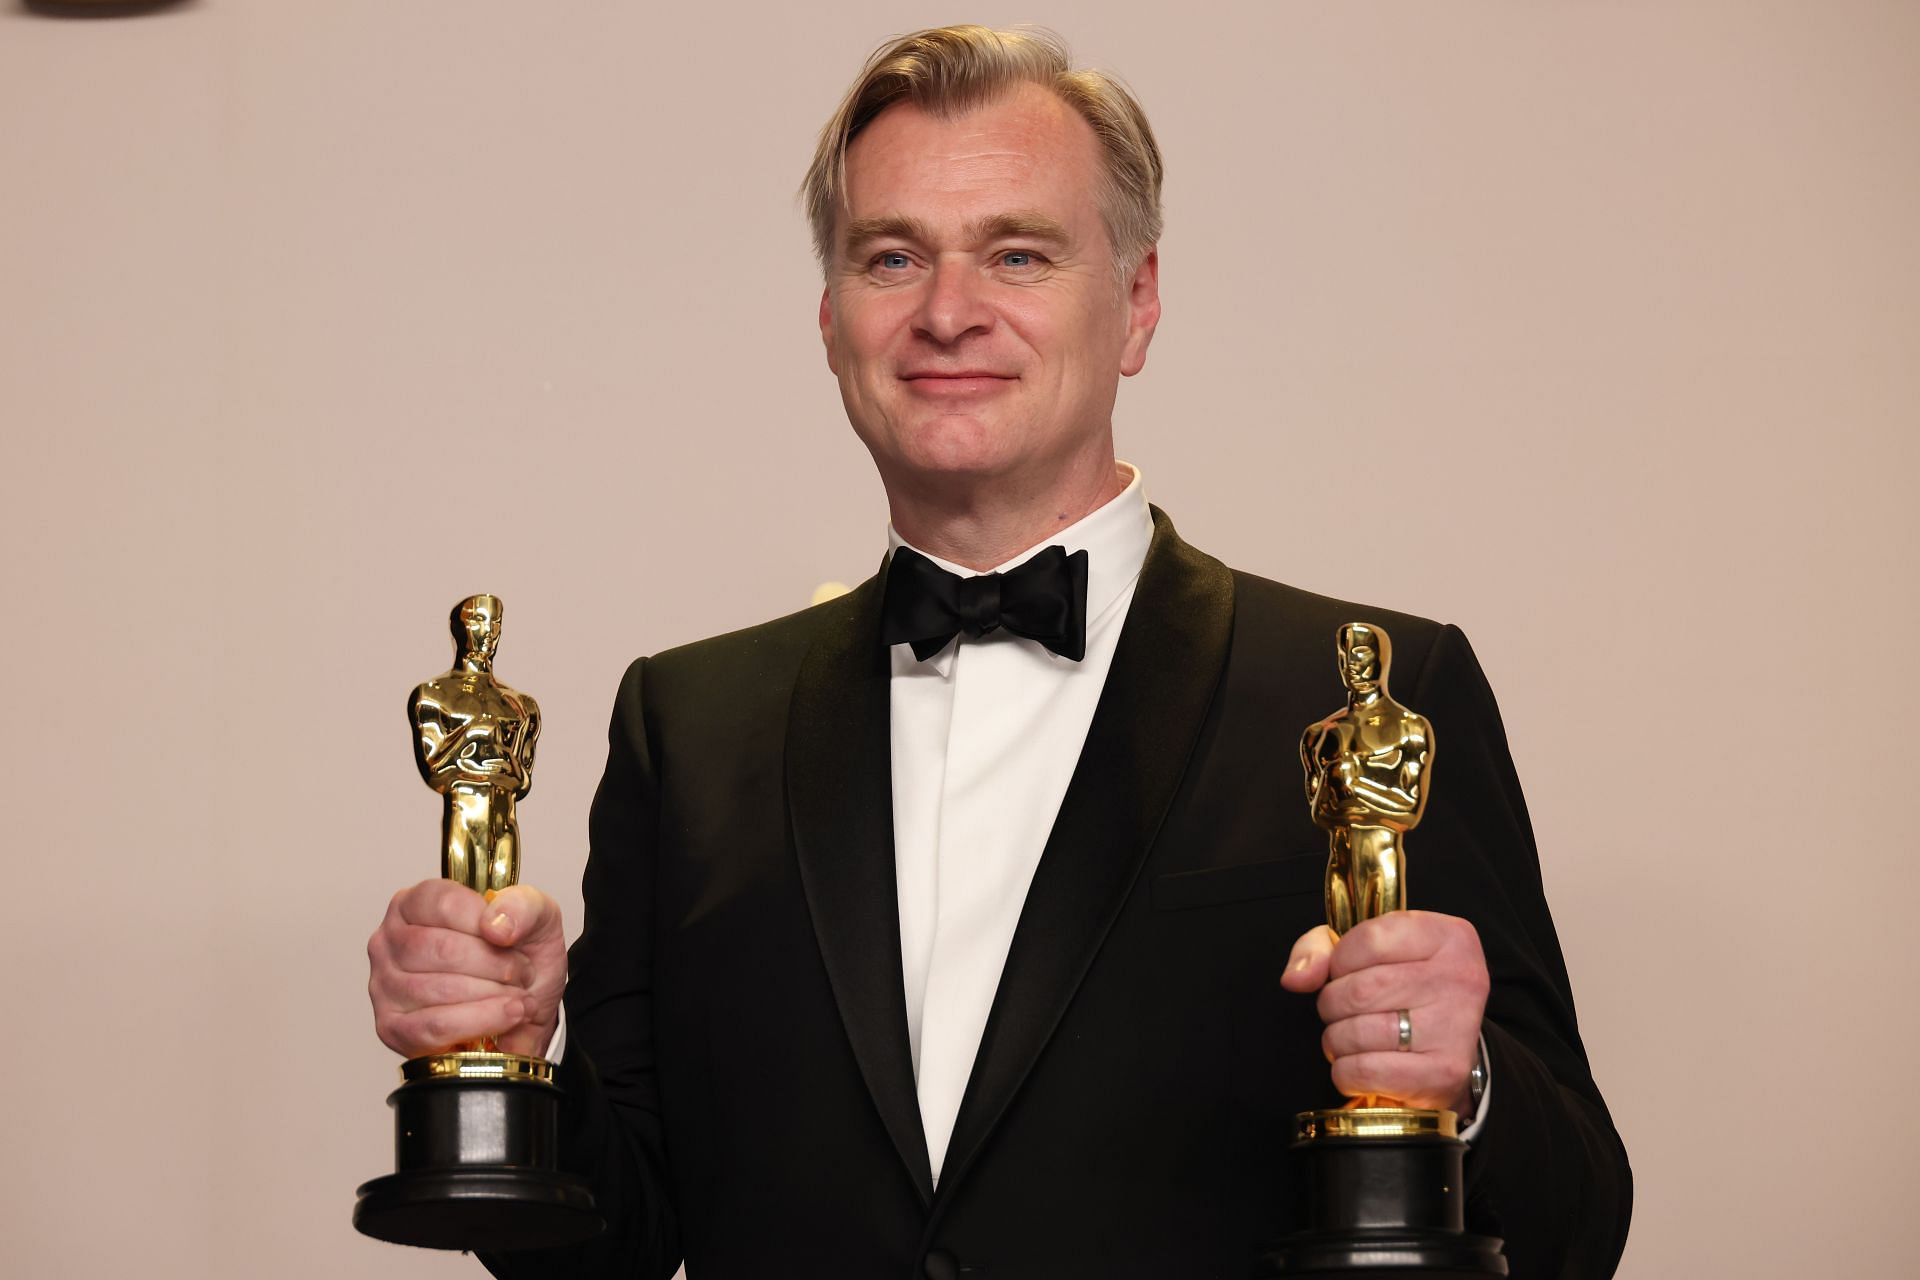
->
[[367, 25, 1631, 1278]]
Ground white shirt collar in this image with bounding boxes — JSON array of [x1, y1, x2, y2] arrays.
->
[[886, 461, 1154, 675]]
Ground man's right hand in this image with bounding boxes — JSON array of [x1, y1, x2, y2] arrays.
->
[[367, 879, 567, 1060]]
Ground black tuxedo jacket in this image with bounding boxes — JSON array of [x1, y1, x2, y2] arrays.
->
[[483, 512, 1631, 1280]]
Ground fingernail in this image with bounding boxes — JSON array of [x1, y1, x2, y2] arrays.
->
[[489, 912, 512, 937], [1292, 955, 1311, 972]]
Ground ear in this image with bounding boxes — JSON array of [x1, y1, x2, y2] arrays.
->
[[1119, 248, 1161, 378], [1121, 245, 1159, 376], [818, 286, 839, 375]]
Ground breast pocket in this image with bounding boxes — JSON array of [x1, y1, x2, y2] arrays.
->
[[1151, 851, 1324, 911]]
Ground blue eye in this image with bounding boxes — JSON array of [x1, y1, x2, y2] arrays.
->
[[877, 252, 911, 270], [1002, 252, 1034, 267]]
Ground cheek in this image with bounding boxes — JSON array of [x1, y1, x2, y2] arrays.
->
[[838, 297, 914, 369], [1006, 293, 1118, 377], [996, 300, 1063, 375]]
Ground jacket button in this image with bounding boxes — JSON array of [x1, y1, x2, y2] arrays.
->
[[923, 1248, 959, 1280]]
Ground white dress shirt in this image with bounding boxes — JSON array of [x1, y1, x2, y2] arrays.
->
[[889, 463, 1155, 1186]]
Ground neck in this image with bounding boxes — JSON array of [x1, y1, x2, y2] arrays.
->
[[459, 655, 493, 675], [886, 450, 1127, 572]]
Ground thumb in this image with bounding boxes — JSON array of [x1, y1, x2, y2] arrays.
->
[[1280, 924, 1337, 994], [480, 885, 562, 950]]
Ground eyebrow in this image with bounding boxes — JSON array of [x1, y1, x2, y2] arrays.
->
[[841, 211, 1073, 259]]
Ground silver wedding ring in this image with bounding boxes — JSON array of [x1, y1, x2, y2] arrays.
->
[[1396, 1009, 1413, 1052]]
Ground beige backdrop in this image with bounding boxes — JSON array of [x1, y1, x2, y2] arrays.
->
[[3, 2, 1914, 1276]]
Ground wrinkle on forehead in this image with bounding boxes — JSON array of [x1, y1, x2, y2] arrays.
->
[[838, 83, 1109, 261], [859, 143, 1047, 190], [930, 147, 1030, 164]]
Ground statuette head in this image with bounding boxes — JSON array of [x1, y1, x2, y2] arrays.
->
[[1335, 622, 1390, 696], [452, 594, 504, 669]]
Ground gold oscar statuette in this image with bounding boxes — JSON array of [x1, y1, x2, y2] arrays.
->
[[1266, 622, 1505, 1276], [411, 591, 540, 902], [1296, 620, 1448, 1140], [354, 595, 600, 1252]]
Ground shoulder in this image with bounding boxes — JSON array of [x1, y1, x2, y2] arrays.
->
[[1139, 509, 1464, 695], [605, 577, 879, 722], [1227, 568, 1449, 673], [1148, 507, 1446, 661], [408, 675, 451, 714], [651, 586, 867, 681], [1214, 560, 1499, 727]]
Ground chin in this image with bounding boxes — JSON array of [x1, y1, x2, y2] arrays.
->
[[889, 414, 1025, 478]]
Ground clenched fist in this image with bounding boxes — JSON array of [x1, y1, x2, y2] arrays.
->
[[367, 878, 567, 1060], [1280, 910, 1488, 1116]]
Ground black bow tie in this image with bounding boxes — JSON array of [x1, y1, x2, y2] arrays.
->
[[882, 544, 1090, 662]]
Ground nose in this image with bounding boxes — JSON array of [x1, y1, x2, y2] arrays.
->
[[911, 255, 994, 346]]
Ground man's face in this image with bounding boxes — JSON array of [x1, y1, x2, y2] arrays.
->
[[818, 83, 1160, 496]]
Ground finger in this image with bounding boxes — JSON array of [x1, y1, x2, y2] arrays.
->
[[394, 878, 493, 935], [376, 994, 526, 1059], [1320, 1009, 1415, 1061], [378, 970, 528, 1015], [479, 884, 562, 949], [1280, 925, 1337, 993], [388, 922, 532, 986], [1316, 959, 1436, 1025], [1327, 911, 1449, 979], [497, 1017, 558, 1060]]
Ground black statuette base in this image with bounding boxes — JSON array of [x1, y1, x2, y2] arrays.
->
[[1261, 1135, 1505, 1277], [354, 1073, 601, 1251]]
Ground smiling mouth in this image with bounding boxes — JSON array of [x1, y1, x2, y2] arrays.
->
[[900, 373, 1017, 396], [901, 371, 1016, 379]]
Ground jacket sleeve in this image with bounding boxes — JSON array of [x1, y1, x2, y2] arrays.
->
[[481, 656, 682, 1279], [1409, 625, 1633, 1279]]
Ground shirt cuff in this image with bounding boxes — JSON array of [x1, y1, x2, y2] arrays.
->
[[1456, 1033, 1492, 1144], [545, 1005, 567, 1063]]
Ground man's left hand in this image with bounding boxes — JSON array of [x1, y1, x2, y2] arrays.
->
[[1280, 911, 1488, 1115]]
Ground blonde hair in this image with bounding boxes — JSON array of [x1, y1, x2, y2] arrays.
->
[[801, 25, 1164, 283]]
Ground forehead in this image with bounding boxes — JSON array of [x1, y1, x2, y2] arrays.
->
[[841, 83, 1105, 230]]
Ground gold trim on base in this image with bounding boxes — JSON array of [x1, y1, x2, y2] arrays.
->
[[401, 1050, 555, 1086], [1295, 1106, 1458, 1141]]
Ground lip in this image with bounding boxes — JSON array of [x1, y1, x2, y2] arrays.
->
[[899, 371, 1017, 397]]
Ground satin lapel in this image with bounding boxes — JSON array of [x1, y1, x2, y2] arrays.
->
[[936, 510, 1237, 1196], [786, 564, 936, 1205]]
